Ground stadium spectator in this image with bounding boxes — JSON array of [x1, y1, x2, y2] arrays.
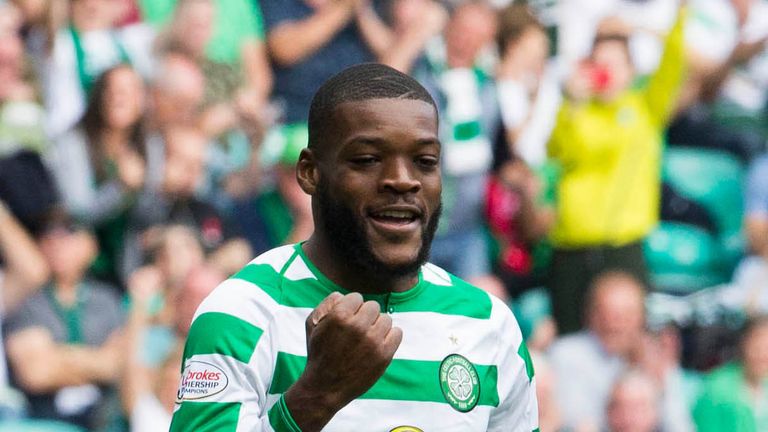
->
[[0, 2, 47, 156], [46, 64, 147, 226], [694, 316, 768, 432], [485, 158, 553, 297], [731, 153, 768, 314], [495, 3, 560, 168], [667, 0, 768, 161], [417, 1, 500, 289], [41, 0, 155, 138], [0, 199, 49, 418], [123, 126, 251, 281], [546, 4, 687, 334], [147, 54, 205, 131], [259, 0, 391, 125], [529, 352, 563, 432], [548, 271, 692, 432], [379, 0, 447, 73], [139, 0, 272, 105], [235, 125, 313, 254], [482, 5, 557, 298], [152, 224, 206, 290], [158, 0, 270, 139], [121, 264, 222, 432], [4, 210, 125, 429], [605, 370, 661, 432]]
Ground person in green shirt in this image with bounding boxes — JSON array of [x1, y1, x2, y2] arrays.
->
[[694, 316, 768, 432]]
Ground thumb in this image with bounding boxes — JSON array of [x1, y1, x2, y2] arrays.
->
[[309, 292, 343, 327]]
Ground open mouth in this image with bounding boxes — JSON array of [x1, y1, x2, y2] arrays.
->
[[369, 209, 420, 225]]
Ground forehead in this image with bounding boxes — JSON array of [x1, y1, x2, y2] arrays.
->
[[330, 98, 438, 143]]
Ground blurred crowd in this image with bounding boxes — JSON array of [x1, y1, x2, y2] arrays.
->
[[0, 0, 766, 430]]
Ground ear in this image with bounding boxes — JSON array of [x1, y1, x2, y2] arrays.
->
[[296, 148, 320, 195]]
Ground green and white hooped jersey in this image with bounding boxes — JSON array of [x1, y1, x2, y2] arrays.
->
[[170, 244, 538, 432]]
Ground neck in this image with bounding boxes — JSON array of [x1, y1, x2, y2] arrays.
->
[[745, 368, 765, 390], [100, 128, 130, 157], [302, 235, 419, 295], [53, 278, 80, 307]]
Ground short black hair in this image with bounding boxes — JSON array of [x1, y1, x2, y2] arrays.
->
[[307, 63, 437, 153]]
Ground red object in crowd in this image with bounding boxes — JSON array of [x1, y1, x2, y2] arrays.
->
[[116, 0, 142, 27], [485, 175, 533, 275]]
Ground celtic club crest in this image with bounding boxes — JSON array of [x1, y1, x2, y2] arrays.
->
[[438, 354, 480, 412]]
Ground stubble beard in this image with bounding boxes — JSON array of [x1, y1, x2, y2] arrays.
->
[[315, 179, 441, 279]]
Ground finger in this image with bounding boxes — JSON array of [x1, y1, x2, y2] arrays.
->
[[354, 300, 381, 327], [369, 313, 393, 340], [382, 326, 403, 358], [310, 292, 343, 326], [332, 292, 365, 317]]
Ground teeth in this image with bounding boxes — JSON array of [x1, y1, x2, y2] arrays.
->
[[376, 211, 414, 219]]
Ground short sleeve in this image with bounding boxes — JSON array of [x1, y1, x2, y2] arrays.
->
[[259, 0, 309, 32], [4, 293, 48, 337]]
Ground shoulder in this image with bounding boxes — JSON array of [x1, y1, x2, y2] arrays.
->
[[11, 289, 49, 317], [85, 279, 122, 301], [548, 332, 597, 361], [696, 363, 745, 405], [703, 363, 743, 388], [421, 263, 523, 341], [421, 262, 499, 320], [192, 244, 301, 326], [4, 290, 52, 334]]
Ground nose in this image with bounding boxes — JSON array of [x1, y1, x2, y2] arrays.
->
[[379, 157, 421, 194]]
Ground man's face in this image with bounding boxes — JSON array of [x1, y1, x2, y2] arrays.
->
[[311, 98, 442, 277], [444, 4, 496, 68], [589, 278, 645, 357], [744, 323, 768, 381], [607, 378, 658, 432]]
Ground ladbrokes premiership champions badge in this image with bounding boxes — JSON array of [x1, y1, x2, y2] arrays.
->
[[439, 354, 480, 412]]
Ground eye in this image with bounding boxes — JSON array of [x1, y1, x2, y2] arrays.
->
[[349, 155, 379, 166], [416, 155, 439, 170]]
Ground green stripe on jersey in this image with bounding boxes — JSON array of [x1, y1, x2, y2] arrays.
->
[[231, 264, 283, 302], [170, 401, 240, 431], [269, 352, 499, 407], [185, 312, 264, 363], [231, 246, 493, 319], [389, 278, 492, 319], [518, 342, 535, 382]]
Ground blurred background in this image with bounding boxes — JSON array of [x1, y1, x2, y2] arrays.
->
[[0, 0, 766, 430]]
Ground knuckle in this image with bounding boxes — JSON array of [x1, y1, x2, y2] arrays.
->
[[346, 292, 364, 305], [378, 314, 393, 329]]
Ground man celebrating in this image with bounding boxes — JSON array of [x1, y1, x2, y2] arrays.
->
[[170, 63, 537, 431]]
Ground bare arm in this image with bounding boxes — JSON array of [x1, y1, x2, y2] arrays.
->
[[207, 238, 252, 276], [699, 37, 768, 103], [379, 1, 447, 73], [267, 2, 354, 66], [120, 266, 164, 414], [745, 217, 768, 258], [241, 38, 273, 102], [6, 327, 122, 394], [0, 201, 49, 313], [352, 1, 394, 59]]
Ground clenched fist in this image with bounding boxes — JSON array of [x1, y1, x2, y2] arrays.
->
[[285, 292, 403, 432]]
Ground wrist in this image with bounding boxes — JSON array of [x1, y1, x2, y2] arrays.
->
[[268, 394, 304, 432], [283, 374, 344, 432]]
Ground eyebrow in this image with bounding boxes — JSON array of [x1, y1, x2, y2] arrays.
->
[[345, 135, 440, 148]]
